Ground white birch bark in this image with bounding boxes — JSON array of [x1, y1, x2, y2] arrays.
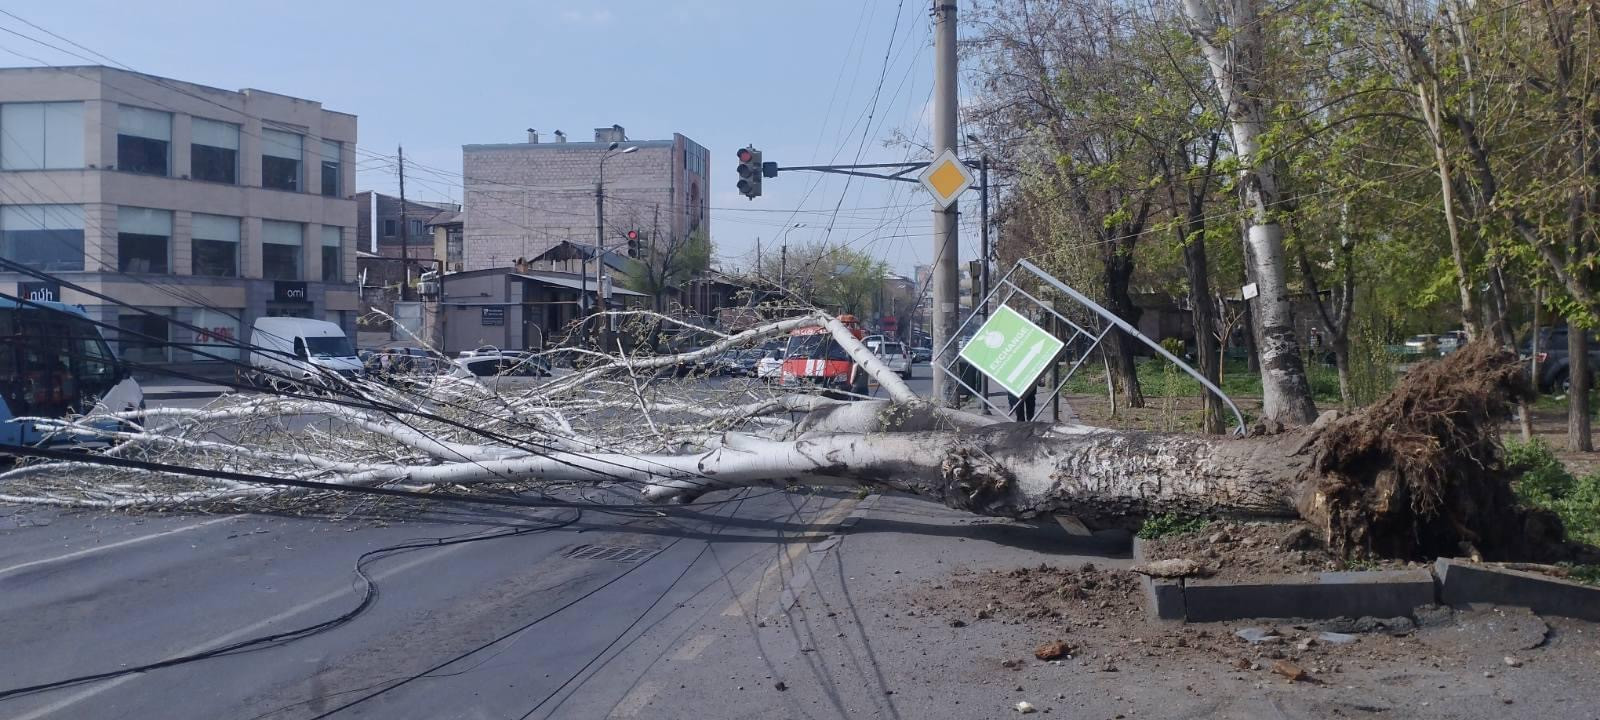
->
[[1181, 0, 1318, 425]]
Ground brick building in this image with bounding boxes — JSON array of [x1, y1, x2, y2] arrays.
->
[[461, 126, 709, 272]]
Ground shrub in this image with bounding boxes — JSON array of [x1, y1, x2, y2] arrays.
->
[[1136, 512, 1208, 539], [1505, 438, 1600, 547]]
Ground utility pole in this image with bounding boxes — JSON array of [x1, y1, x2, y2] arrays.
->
[[780, 243, 787, 288], [398, 145, 410, 302], [595, 176, 608, 350], [930, 0, 960, 406], [756, 237, 762, 279], [978, 153, 990, 407]]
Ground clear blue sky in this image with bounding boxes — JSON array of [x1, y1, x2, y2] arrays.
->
[[0, 0, 988, 275]]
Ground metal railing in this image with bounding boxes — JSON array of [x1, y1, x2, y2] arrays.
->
[[934, 259, 1246, 435]]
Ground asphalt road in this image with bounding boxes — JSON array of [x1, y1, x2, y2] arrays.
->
[[0, 487, 867, 720]]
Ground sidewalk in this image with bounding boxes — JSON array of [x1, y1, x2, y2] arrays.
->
[[556, 493, 1600, 720]]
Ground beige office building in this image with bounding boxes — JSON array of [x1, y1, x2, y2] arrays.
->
[[0, 66, 358, 373]]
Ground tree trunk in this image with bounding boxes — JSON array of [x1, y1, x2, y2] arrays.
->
[[1332, 336, 1352, 408], [633, 342, 1543, 560], [1182, 211, 1224, 434], [1417, 80, 1481, 340], [1183, 0, 1318, 426], [1570, 325, 1593, 452], [1104, 249, 1145, 408]]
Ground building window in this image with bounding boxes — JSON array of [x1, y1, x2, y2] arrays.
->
[[0, 205, 84, 271], [116, 207, 171, 274], [191, 213, 240, 277], [261, 129, 302, 191], [383, 219, 396, 236], [117, 106, 171, 176], [321, 225, 342, 282], [0, 102, 83, 169], [117, 312, 170, 364], [190, 308, 241, 361], [262, 220, 302, 280], [408, 219, 424, 237], [320, 139, 341, 197], [190, 118, 239, 184]]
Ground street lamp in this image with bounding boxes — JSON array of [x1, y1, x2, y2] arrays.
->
[[594, 142, 638, 349]]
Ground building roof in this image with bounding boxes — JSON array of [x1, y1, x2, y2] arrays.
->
[[463, 139, 675, 152], [512, 272, 647, 297], [529, 240, 631, 272], [425, 210, 463, 228]]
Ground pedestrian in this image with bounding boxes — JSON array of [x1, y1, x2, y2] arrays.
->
[[1009, 379, 1038, 422]]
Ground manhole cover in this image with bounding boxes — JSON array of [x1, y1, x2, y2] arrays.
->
[[563, 544, 658, 563]]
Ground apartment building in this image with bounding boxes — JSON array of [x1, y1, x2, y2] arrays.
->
[[0, 66, 358, 372]]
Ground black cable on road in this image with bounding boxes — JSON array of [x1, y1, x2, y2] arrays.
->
[[304, 534, 689, 719], [0, 511, 582, 702]]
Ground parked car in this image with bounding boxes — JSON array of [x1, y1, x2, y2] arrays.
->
[[1522, 327, 1600, 394], [1402, 334, 1441, 356], [723, 349, 765, 376], [1434, 330, 1468, 355], [451, 352, 551, 379], [365, 346, 449, 376], [756, 348, 785, 381], [910, 345, 933, 363], [878, 341, 912, 378]]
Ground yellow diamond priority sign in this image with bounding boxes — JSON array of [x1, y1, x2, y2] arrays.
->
[[918, 148, 974, 208]]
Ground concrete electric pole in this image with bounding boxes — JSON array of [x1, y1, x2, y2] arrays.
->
[[930, 1, 960, 406]]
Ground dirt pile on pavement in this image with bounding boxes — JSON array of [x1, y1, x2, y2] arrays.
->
[[910, 563, 1142, 627], [1142, 521, 1418, 581], [1294, 340, 1562, 561]]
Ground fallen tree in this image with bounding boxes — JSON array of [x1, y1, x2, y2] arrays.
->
[[0, 309, 1575, 561]]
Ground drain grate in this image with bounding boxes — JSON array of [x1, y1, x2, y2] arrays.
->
[[563, 544, 658, 563]]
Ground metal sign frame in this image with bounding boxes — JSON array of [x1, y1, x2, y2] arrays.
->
[[934, 259, 1247, 435]]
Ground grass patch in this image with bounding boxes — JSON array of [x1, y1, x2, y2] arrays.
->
[[1058, 357, 1345, 405], [1505, 438, 1600, 548], [1136, 512, 1209, 540], [1564, 564, 1600, 586]]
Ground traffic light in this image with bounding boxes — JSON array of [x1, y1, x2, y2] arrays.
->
[[625, 229, 643, 258], [736, 146, 762, 199]]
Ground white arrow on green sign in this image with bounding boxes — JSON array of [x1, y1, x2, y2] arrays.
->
[[957, 305, 1065, 397]]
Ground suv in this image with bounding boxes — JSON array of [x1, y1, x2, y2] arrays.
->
[[1522, 327, 1600, 394], [878, 341, 912, 378]]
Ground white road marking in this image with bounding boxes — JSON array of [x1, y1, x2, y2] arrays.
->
[[9, 537, 479, 720], [0, 515, 244, 579], [671, 634, 717, 662], [607, 680, 662, 718]]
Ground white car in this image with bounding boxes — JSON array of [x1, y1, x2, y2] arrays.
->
[[756, 349, 785, 381], [878, 341, 912, 378]]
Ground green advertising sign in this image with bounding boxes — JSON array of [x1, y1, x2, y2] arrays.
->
[[957, 305, 1064, 396]]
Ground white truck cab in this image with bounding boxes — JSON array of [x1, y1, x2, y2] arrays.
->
[[248, 317, 362, 385]]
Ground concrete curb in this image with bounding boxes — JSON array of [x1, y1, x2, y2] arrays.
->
[[1435, 558, 1600, 622], [1132, 536, 1599, 623]]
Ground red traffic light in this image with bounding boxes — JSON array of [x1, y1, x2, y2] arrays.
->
[[626, 230, 639, 240], [737, 148, 753, 163]]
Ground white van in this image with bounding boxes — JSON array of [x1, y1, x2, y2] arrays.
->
[[248, 317, 363, 385]]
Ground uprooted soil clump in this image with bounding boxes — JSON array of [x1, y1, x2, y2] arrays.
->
[[1294, 340, 1567, 561], [910, 563, 1142, 627], [1141, 521, 1417, 580]]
